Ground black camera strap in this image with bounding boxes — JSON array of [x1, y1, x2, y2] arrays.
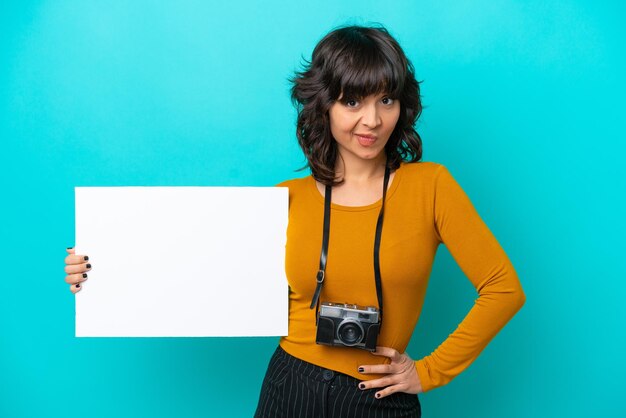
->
[[310, 164, 391, 326]]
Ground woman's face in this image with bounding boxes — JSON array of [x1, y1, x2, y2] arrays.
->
[[328, 91, 401, 165]]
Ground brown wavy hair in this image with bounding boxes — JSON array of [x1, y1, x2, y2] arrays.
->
[[288, 23, 424, 186]]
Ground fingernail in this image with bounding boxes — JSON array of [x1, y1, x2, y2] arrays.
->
[[67, 247, 73, 249], [359, 383, 365, 390], [76, 283, 80, 288], [84, 256, 89, 261], [86, 264, 91, 268], [375, 393, 381, 399], [358, 367, 364, 373], [82, 273, 87, 278]]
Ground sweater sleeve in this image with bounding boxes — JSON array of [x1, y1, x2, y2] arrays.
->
[[414, 164, 526, 392]]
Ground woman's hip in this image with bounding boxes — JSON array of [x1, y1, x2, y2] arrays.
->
[[254, 345, 421, 418]]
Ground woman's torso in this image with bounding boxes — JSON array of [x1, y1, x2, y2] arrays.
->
[[276, 161, 443, 381]]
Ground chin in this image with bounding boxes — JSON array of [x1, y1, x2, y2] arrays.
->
[[340, 142, 386, 161], [361, 154, 380, 160], [357, 149, 385, 160]]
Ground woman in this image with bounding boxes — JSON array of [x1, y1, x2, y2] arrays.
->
[[64, 24, 526, 417]]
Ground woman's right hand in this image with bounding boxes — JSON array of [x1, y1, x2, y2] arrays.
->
[[65, 247, 92, 294]]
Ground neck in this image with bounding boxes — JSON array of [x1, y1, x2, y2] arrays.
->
[[334, 151, 387, 184]]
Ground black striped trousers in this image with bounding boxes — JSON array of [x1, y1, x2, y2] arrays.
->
[[254, 345, 421, 418]]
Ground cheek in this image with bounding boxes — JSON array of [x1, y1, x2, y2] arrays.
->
[[330, 114, 355, 136], [385, 109, 401, 131], [328, 118, 342, 140]]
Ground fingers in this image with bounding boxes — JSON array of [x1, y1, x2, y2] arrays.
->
[[371, 346, 401, 361], [358, 347, 406, 375], [65, 246, 89, 293], [65, 272, 88, 285], [371, 383, 408, 399], [358, 376, 407, 400], [65, 253, 90, 266], [358, 363, 399, 375], [65, 261, 92, 275], [70, 282, 82, 293], [359, 375, 397, 390], [358, 374, 414, 400], [357, 347, 420, 399]]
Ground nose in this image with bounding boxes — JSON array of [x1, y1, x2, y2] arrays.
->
[[361, 102, 382, 128]]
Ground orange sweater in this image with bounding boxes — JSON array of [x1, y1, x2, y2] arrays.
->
[[275, 161, 526, 392]]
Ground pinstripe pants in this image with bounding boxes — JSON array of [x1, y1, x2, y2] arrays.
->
[[254, 345, 421, 418]]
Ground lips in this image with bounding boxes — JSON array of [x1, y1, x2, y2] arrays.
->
[[356, 134, 377, 147]]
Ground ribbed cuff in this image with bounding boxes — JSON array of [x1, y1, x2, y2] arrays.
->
[[415, 359, 434, 393]]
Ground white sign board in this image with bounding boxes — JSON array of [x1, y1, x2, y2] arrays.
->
[[74, 186, 289, 337]]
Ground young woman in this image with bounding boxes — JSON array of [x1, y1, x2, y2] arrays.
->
[[64, 24, 526, 418]]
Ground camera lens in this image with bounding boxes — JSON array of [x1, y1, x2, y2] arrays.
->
[[337, 320, 364, 346]]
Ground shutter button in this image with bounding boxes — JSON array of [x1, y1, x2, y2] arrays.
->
[[322, 370, 334, 381]]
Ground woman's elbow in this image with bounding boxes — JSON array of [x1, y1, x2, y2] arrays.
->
[[512, 286, 526, 312]]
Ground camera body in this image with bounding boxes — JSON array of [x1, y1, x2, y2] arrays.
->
[[315, 302, 380, 351]]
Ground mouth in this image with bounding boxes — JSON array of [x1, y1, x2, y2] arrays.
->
[[355, 134, 377, 147]]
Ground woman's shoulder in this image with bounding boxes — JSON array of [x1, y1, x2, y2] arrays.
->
[[273, 174, 311, 189], [399, 160, 448, 180]]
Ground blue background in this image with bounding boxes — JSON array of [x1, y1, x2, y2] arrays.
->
[[1, 1, 624, 417]]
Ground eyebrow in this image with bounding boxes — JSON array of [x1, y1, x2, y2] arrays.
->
[[339, 92, 391, 100]]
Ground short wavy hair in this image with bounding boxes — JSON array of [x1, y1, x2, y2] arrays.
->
[[288, 23, 424, 186]]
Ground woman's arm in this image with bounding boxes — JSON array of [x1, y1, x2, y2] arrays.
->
[[414, 164, 526, 392]]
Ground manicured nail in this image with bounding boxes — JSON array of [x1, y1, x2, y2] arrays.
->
[[67, 247, 73, 249], [359, 383, 365, 390], [358, 367, 364, 373], [82, 273, 87, 278], [76, 283, 80, 288], [375, 393, 381, 399], [86, 264, 91, 268], [84, 256, 89, 261]]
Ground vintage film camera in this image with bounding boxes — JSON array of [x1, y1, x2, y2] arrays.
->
[[315, 302, 380, 351]]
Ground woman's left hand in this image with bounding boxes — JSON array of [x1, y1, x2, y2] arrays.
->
[[357, 346, 423, 399]]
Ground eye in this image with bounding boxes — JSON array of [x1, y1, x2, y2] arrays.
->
[[344, 99, 359, 108], [381, 97, 395, 105]]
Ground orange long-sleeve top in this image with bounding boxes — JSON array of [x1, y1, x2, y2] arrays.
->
[[275, 161, 526, 393]]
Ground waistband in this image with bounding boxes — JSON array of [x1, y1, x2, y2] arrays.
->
[[274, 344, 361, 387]]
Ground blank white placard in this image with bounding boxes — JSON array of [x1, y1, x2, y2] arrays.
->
[[74, 186, 289, 337]]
